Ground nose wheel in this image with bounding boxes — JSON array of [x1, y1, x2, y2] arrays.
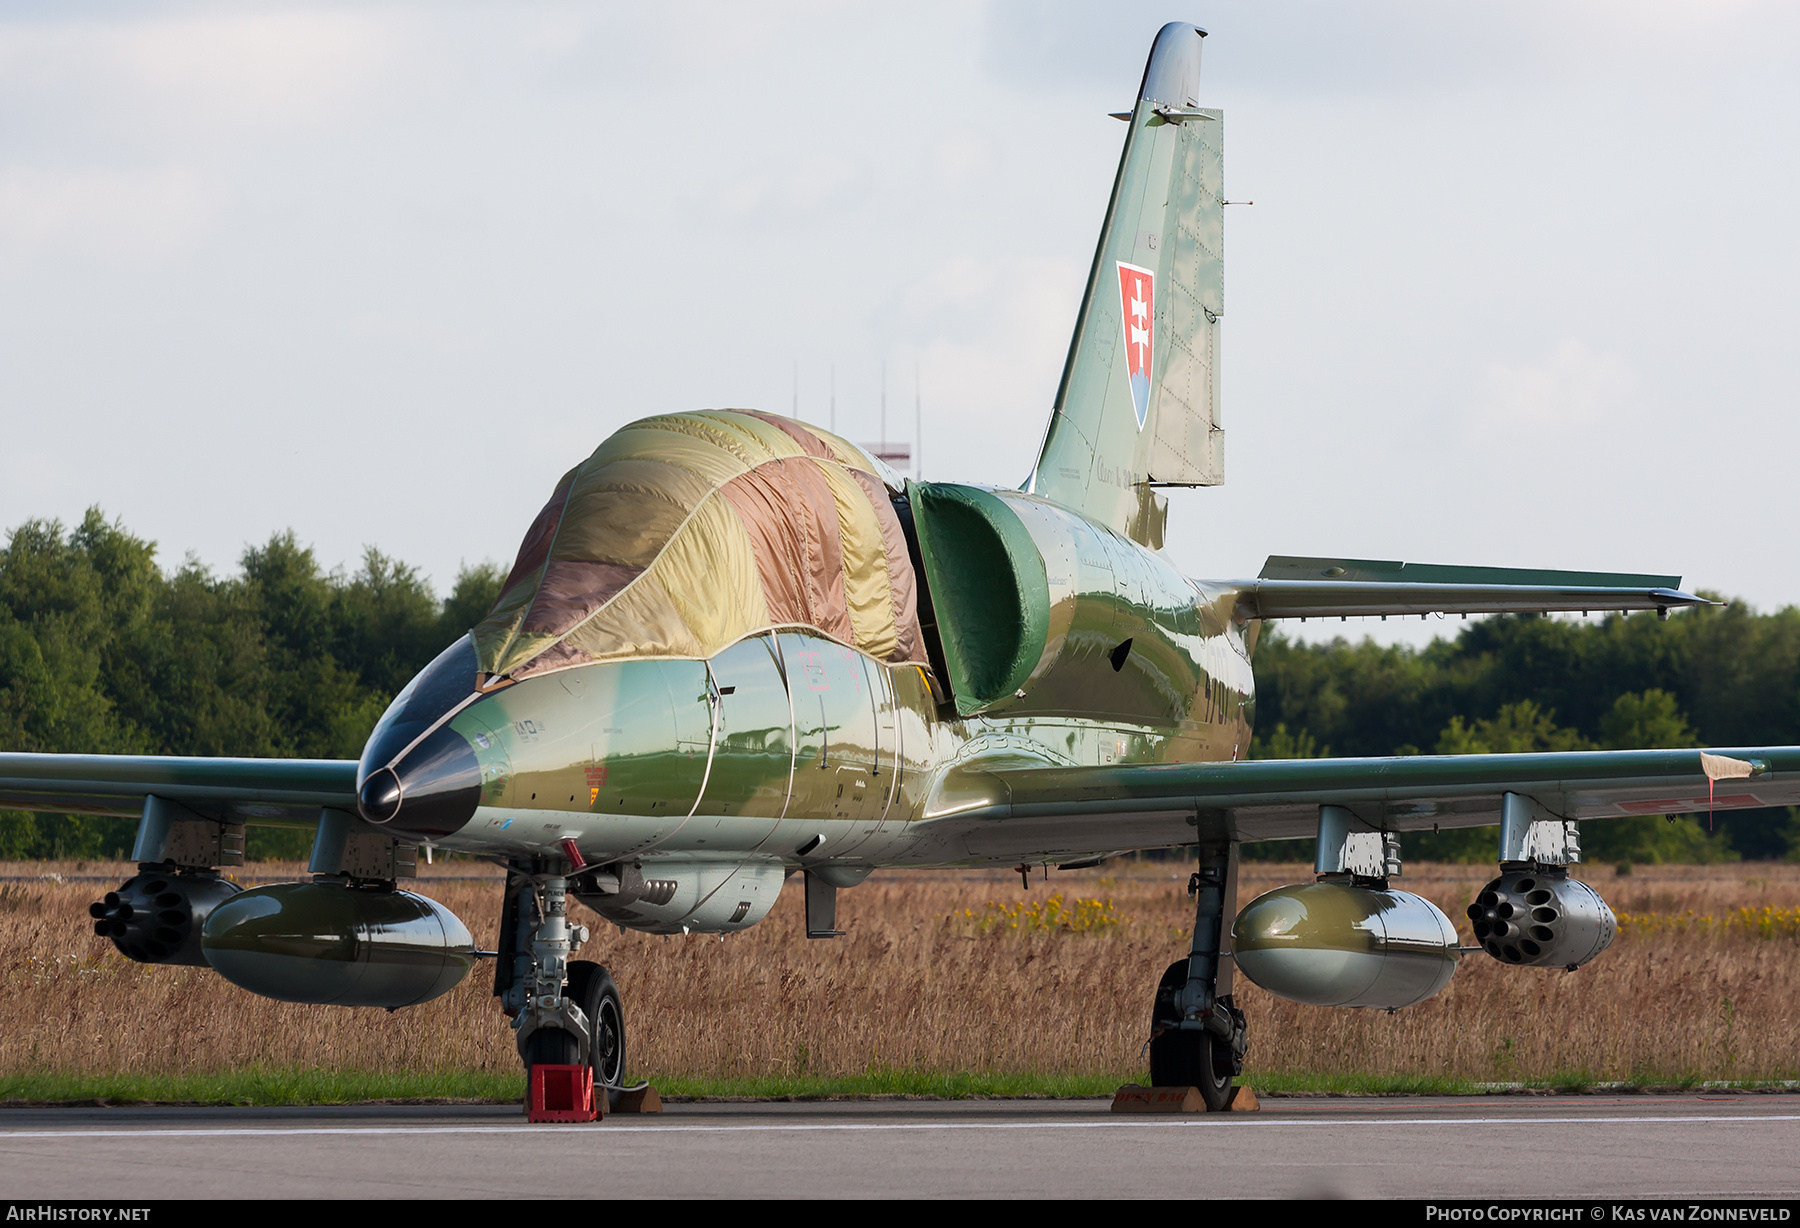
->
[[565, 960, 626, 1090], [1150, 958, 1244, 1112], [520, 960, 625, 1084]]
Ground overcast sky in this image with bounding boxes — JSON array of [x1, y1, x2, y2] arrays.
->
[[3, 2, 1796, 647]]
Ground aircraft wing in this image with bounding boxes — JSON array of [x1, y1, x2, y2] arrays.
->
[[928, 747, 1800, 858], [0, 753, 358, 825]]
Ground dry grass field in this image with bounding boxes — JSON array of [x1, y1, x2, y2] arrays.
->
[[2, 858, 1797, 1088]]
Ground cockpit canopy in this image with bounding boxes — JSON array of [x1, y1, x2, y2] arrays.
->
[[474, 410, 927, 683]]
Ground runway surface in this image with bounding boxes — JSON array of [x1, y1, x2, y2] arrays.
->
[[1, 1093, 1796, 1200]]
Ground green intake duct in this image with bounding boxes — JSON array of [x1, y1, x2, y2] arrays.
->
[[907, 482, 1051, 717]]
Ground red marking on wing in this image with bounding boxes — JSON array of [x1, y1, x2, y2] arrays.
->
[[1616, 794, 1760, 813]]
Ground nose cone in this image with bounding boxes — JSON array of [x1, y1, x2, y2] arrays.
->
[[358, 723, 482, 838], [358, 768, 402, 823], [356, 636, 485, 839]]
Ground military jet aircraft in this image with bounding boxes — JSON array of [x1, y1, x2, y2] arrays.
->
[[5, 23, 1797, 1113]]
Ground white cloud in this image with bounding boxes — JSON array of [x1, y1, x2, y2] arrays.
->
[[908, 257, 1085, 483], [897, 256, 998, 319], [0, 166, 223, 264], [0, 10, 396, 139], [928, 129, 999, 188], [1467, 339, 1640, 435], [719, 156, 863, 218]]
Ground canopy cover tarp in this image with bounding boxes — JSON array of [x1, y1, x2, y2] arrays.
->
[[473, 411, 927, 682]]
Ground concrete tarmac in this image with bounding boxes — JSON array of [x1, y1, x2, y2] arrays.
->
[[0, 1093, 1796, 1200]]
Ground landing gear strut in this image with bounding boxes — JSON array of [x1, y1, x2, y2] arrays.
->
[[1149, 841, 1248, 1111], [496, 865, 628, 1095]]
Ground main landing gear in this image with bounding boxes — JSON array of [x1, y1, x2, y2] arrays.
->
[[496, 866, 628, 1099], [1148, 841, 1248, 1112]]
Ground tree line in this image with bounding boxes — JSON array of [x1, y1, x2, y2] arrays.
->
[[0, 511, 502, 859], [3, 511, 1796, 863], [1248, 606, 1800, 864]]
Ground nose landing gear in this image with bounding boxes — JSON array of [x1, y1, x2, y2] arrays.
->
[[498, 865, 635, 1109]]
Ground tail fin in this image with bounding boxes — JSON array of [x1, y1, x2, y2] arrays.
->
[[1029, 22, 1224, 548]]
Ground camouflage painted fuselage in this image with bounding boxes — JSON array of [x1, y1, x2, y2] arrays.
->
[[406, 486, 1254, 878]]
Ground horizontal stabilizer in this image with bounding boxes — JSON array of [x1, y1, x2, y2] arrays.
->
[[1237, 556, 1710, 621], [1234, 580, 1710, 622], [1258, 555, 1679, 588]]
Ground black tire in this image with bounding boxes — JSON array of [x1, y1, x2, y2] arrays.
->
[[566, 960, 626, 1089], [1148, 958, 1234, 1111], [1148, 1027, 1233, 1111], [523, 1025, 580, 1068]]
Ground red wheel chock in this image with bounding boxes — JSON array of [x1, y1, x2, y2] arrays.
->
[[528, 1064, 600, 1123]]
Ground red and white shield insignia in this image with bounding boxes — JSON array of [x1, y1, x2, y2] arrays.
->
[[1117, 261, 1155, 428]]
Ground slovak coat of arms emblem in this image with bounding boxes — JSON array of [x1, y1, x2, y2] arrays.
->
[[1117, 261, 1155, 429]]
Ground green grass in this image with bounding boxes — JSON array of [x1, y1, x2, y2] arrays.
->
[[3, 1067, 1791, 1106], [0, 1069, 528, 1106], [0, 1069, 1124, 1105]]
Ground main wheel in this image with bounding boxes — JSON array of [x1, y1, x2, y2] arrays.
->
[[1149, 1027, 1233, 1111], [1148, 958, 1235, 1111], [566, 960, 626, 1089]]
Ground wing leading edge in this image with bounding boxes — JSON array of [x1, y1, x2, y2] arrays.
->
[[0, 754, 358, 826]]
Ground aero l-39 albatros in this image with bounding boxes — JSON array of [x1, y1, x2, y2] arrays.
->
[[4, 23, 1793, 1112]]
